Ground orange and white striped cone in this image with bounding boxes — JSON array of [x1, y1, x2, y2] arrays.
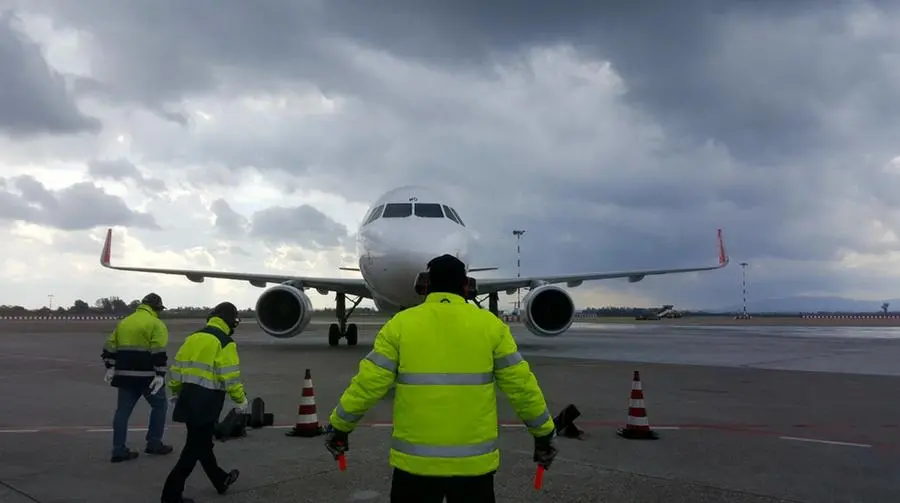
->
[[286, 368, 323, 437], [616, 370, 659, 440]]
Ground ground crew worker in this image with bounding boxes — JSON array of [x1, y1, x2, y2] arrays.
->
[[324, 254, 559, 502], [101, 292, 174, 463], [160, 301, 247, 503]]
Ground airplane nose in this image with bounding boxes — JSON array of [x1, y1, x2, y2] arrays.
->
[[388, 221, 463, 259], [398, 247, 440, 272], [404, 233, 465, 264]]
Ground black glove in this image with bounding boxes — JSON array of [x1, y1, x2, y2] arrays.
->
[[324, 424, 350, 459], [533, 431, 558, 469]]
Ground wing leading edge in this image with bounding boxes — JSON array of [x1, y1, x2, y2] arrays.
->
[[99, 229, 371, 298], [476, 229, 729, 295]]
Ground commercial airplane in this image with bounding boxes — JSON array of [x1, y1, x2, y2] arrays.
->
[[100, 185, 729, 346]]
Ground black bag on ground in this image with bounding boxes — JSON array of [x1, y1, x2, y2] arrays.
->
[[553, 404, 586, 439], [214, 409, 248, 441], [249, 397, 265, 429]]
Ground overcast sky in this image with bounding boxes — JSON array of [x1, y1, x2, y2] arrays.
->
[[1, 0, 899, 312]]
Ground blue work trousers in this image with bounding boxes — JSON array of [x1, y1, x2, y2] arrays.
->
[[112, 385, 168, 456]]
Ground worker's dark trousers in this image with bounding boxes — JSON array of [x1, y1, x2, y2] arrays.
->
[[161, 422, 228, 501], [112, 385, 167, 456], [390, 468, 496, 503]]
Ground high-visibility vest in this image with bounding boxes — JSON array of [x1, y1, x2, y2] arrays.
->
[[167, 316, 246, 424], [101, 304, 168, 388], [329, 292, 555, 476]]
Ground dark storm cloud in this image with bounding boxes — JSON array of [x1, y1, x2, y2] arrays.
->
[[23, 1, 898, 160], [15, 0, 334, 109], [0, 10, 101, 138], [249, 205, 349, 250], [11, 0, 900, 306], [0, 175, 159, 230], [207, 199, 350, 250], [317, 0, 900, 161], [87, 159, 167, 193], [210, 198, 249, 234]]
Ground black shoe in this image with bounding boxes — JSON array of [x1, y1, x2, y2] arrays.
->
[[216, 469, 240, 494], [111, 448, 139, 463], [145, 444, 174, 455]]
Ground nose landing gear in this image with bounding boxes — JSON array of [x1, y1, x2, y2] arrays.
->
[[471, 291, 501, 317], [328, 292, 363, 346]]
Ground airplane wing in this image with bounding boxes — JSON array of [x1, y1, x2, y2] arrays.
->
[[476, 229, 729, 295], [341, 266, 497, 272], [99, 229, 372, 298]]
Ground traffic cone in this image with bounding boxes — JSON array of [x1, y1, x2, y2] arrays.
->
[[286, 368, 323, 437], [616, 370, 659, 440]]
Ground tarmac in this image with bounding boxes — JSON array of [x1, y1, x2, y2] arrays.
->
[[1, 318, 899, 502]]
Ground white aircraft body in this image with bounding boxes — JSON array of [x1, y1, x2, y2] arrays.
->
[[100, 185, 729, 346]]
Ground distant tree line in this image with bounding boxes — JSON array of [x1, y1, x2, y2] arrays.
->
[[0, 296, 380, 318]]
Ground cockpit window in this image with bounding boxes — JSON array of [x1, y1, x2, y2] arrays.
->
[[382, 203, 413, 218], [363, 204, 384, 225], [448, 206, 465, 226], [443, 205, 460, 225], [414, 203, 444, 218]]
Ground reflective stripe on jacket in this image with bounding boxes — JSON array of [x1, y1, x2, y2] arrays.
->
[[167, 316, 246, 425], [101, 304, 169, 388], [328, 292, 555, 477]]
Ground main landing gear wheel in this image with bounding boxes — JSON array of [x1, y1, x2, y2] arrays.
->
[[345, 323, 358, 346], [328, 324, 341, 347], [327, 322, 359, 346]]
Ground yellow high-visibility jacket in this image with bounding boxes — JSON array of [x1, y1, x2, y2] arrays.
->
[[167, 316, 246, 424], [329, 292, 555, 476], [101, 304, 169, 388]]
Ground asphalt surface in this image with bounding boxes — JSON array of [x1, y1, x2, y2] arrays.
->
[[1, 318, 899, 502]]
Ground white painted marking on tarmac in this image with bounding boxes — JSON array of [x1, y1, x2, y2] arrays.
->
[[86, 428, 147, 433], [351, 490, 381, 500], [0, 353, 100, 365], [779, 436, 871, 448], [0, 368, 68, 380], [0, 422, 545, 435]]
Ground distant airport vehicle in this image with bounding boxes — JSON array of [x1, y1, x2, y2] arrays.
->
[[635, 304, 683, 320], [99, 185, 729, 346]]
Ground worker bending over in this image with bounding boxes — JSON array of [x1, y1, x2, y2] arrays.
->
[[161, 302, 248, 503], [325, 254, 558, 502], [102, 292, 174, 463]]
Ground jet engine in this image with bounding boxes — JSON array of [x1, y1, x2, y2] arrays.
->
[[254, 284, 314, 339], [520, 284, 576, 337]]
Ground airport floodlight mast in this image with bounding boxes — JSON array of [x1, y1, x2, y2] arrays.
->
[[48, 294, 54, 310], [513, 229, 526, 312], [738, 262, 750, 319]]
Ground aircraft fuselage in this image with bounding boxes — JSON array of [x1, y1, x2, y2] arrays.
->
[[355, 185, 471, 312]]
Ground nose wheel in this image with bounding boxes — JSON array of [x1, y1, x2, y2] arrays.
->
[[328, 323, 359, 346], [328, 292, 362, 346]]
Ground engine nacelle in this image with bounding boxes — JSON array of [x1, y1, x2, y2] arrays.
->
[[520, 284, 576, 337], [254, 284, 313, 339]]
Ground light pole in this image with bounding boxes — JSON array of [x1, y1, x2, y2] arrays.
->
[[513, 229, 526, 313], [739, 262, 749, 319], [48, 294, 54, 311]]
